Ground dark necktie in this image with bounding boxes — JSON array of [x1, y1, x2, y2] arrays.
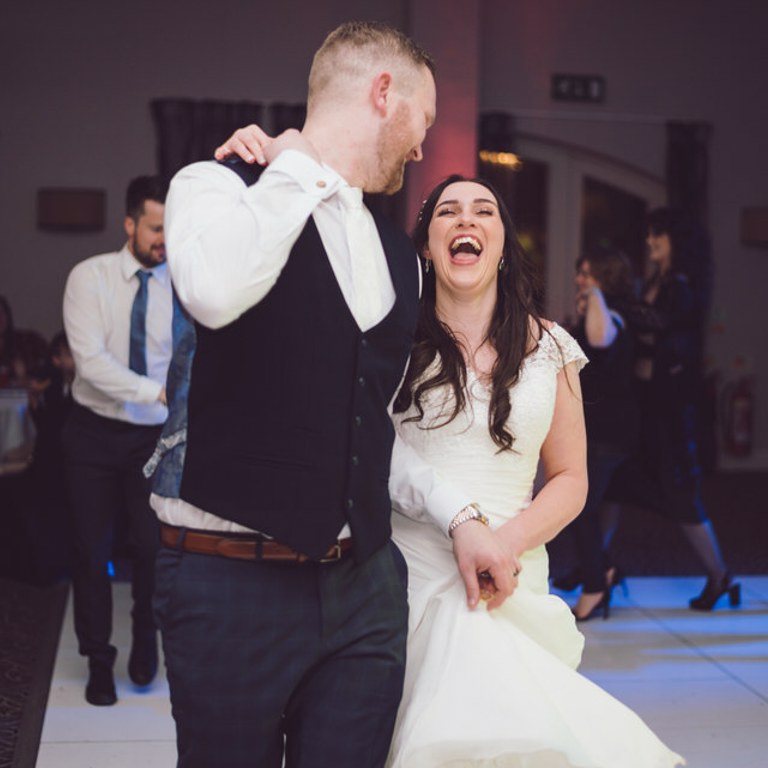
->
[[129, 270, 151, 375]]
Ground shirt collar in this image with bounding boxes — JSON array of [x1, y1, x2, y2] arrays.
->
[[315, 162, 363, 209], [336, 184, 364, 210], [120, 244, 170, 286]]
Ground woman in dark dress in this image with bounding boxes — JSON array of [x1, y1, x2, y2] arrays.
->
[[610, 208, 738, 611], [562, 247, 639, 621]]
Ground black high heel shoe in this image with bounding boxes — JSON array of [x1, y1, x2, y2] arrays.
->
[[689, 573, 741, 611], [572, 589, 612, 622], [607, 565, 629, 598]]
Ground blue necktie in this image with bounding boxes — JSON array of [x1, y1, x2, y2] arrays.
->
[[129, 270, 151, 375]]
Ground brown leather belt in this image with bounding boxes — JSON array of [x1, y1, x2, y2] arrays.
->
[[159, 523, 352, 563]]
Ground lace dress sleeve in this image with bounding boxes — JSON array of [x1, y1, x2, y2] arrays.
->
[[539, 323, 589, 373]]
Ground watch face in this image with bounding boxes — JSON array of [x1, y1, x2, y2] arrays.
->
[[448, 504, 489, 535]]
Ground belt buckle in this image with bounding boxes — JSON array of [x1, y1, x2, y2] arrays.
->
[[319, 542, 343, 564]]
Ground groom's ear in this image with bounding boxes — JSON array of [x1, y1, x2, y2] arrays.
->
[[370, 71, 393, 117]]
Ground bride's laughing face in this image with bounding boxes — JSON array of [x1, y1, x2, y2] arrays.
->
[[424, 181, 505, 303]]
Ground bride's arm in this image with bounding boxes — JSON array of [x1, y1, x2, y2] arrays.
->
[[389, 431, 520, 611], [496, 361, 588, 556]]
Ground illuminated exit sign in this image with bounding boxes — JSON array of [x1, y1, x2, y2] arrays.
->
[[551, 74, 605, 103]]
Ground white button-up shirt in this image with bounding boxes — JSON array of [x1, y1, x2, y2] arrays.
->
[[63, 246, 173, 425], [153, 150, 469, 536]]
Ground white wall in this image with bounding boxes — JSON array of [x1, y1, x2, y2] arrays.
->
[[2, 0, 766, 465], [480, 0, 768, 467], [0, 0, 404, 335]]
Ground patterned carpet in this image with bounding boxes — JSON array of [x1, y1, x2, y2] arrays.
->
[[0, 580, 68, 768]]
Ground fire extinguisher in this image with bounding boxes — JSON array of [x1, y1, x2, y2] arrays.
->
[[721, 377, 754, 456]]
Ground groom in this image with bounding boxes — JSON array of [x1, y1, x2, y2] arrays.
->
[[152, 21, 521, 768], [152, 22, 435, 768]]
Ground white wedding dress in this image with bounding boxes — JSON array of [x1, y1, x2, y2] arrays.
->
[[388, 324, 684, 768]]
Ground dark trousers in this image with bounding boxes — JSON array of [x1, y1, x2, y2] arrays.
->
[[62, 403, 161, 667], [154, 539, 409, 768]]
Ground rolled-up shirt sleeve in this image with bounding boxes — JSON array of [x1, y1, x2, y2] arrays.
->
[[389, 431, 474, 536], [166, 150, 341, 329]]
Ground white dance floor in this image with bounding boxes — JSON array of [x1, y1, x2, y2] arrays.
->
[[37, 576, 768, 767]]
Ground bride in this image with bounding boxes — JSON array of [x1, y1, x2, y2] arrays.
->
[[387, 175, 684, 767]]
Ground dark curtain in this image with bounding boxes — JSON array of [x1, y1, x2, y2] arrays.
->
[[270, 102, 307, 135], [152, 98, 426, 228], [478, 111, 517, 154], [477, 112, 519, 207], [665, 121, 711, 230], [150, 98, 306, 183], [665, 120, 717, 472], [664, 119, 713, 315], [477, 112, 519, 201], [477, 112, 548, 311]]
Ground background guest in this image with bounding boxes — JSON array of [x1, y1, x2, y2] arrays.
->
[[605, 207, 737, 611], [62, 175, 172, 706], [25, 331, 76, 584], [553, 247, 639, 620], [0, 294, 47, 388]]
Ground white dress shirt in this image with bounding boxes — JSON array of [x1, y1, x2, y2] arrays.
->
[[63, 246, 172, 425], [153, 149, 470, 536], [165, 151, 394, 332]]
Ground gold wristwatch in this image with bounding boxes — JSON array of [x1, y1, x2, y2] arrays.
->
[[448, 503, 490, 537]]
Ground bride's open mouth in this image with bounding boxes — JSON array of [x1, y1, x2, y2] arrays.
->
[[449, 235, 483, 262]]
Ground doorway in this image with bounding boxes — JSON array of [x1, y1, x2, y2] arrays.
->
[[480, 135, 666, 325]]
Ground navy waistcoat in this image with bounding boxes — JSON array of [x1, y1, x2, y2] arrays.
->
[[180, 172, 418, 562]]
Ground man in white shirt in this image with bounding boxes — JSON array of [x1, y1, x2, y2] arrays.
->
[[153, 22, 441, 768], [153, 20, 518, 768], [62, 176, 172, 706]]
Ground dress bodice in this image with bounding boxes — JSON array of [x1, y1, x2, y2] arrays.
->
[[394, 324, 587, 529]]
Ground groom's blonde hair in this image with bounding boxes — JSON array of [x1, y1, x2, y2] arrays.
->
[[307, 21, 435, 112]]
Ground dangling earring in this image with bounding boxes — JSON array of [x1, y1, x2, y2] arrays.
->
[[424, 259, 431, 274], [498, 258, 505, 272]]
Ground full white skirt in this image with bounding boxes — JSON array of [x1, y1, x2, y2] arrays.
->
[[387, 515, 685, 768]]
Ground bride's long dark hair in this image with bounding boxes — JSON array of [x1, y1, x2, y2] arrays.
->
[[392, 175, 545, 452]]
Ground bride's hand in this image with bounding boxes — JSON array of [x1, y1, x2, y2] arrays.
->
[[451, 523, 521, 610], [214, 124, 274, 165]]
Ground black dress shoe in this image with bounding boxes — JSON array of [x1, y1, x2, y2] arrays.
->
[[128, 633, 158, 686], [86, 663, 117, 706]]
